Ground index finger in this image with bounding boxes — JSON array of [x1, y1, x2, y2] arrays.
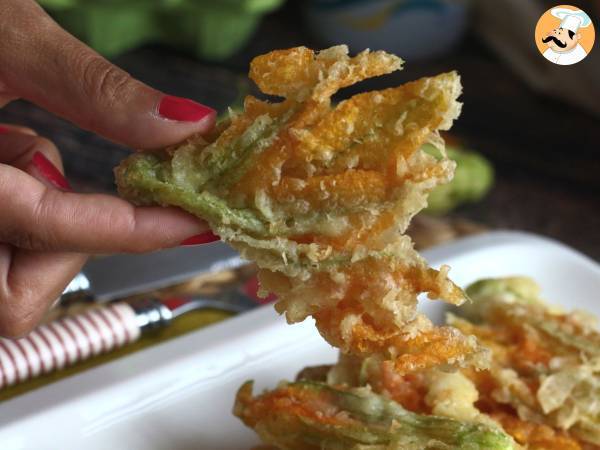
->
[[0, 164, 210, 253], [0, 0, 216, 149]]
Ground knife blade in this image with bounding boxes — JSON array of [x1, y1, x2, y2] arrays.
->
[[61, 242, 245, 303]]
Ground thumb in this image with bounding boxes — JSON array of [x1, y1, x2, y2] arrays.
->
[[1, 0, 216, 149]]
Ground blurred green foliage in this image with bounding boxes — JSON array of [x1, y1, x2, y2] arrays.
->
[[37, 0, 285, 60], [423, 143, 494, 214]]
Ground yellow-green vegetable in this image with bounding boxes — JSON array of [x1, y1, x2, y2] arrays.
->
[[423, 144, 494, 214], [234, 380, 516, 450]]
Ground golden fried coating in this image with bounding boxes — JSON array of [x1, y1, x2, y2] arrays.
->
[[234, 381, 516, 450], [116, 45, 485, 370], [308, 277, 600, 450], [490, 411, 583, 450]]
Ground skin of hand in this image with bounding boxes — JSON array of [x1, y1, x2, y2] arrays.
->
[[0, 0, 218, 338]]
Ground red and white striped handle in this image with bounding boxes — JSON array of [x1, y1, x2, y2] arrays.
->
[[0, 303, 141, 389]]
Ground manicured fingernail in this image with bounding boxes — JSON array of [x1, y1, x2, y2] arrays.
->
[[0, 125, 10, 134], [158, 95, 215, 122], [31, 151, 72, 191], [180, 231, 220, 246]]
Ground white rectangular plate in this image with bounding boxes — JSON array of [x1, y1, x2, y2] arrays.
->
[[1, 231, 598, 450]]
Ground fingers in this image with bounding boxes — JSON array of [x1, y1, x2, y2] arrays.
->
[[0, 164, 208, 253], [0, 244, 86, 338], [0, 128, 61, 170], [0, 128, 82, 337], [0, 130, 209, 252], [0, 124, 37, 137], [0, 127, 68, 193], [0, 128, 207, 338], [0, 94, 18, 109], [0, 0, 216, 149], [0, 78, 18, 108]]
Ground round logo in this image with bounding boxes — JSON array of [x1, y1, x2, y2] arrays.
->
[[535, 5, 595, 65]]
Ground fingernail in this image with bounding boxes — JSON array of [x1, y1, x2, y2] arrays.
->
[[180, 231, 220, 246], [31, 151, 72, 191], [158, 95, 215, 122], [0, 125, 9, 134]]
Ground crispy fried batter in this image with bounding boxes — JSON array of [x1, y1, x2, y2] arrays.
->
[[448, 280, 600, 447], [116, 45, 485, 371], [310, 277, 600, 449], [489, 412, 582, 450], [250, 45, 403, 102], [234, 380, 515, 450]]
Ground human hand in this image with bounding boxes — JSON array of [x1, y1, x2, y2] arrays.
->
[[0, 0, 218, 337]]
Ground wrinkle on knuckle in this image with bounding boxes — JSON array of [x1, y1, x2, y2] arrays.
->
[[25, 188, 60, 251], [105, 203, 161, 254], [79, 54, 132, 109], [0, 288, 39, 339], [107, 204, 148, 252], [11, 229, 39, 251], [0, 223, 31, 251], [6, 202, 43, 250]]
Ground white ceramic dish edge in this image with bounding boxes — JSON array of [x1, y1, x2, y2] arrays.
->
[[0, 231, 598, 449]]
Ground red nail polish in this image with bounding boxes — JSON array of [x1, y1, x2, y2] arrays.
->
[[180, 231, 220, 246], [31, 151, 72, 191], [0, 125, 9, 134], [158, 95, 215, 122]]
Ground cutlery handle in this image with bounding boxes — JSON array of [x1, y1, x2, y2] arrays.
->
[[0, 303, 141, 389]]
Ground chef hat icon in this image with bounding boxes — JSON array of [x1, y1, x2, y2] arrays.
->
[[551, 7, 592, 33]]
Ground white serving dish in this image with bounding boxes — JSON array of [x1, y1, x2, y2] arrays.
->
[[0, 231, 598, 450]]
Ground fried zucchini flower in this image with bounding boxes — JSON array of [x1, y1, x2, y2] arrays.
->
[[286, 277, 598, 450], [450, 277, 600, 448], [234, 380, 516, 450], [116, 45, 486, 371]]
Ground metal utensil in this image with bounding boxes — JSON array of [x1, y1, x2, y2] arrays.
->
[[61, 243, 245, 304], [0, 289, 259, 390]]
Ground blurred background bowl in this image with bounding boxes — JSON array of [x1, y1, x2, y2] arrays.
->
[[304, 0, 470, 61]]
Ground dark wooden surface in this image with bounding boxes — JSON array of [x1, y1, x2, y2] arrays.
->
[[1, 3, 598, 260]]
